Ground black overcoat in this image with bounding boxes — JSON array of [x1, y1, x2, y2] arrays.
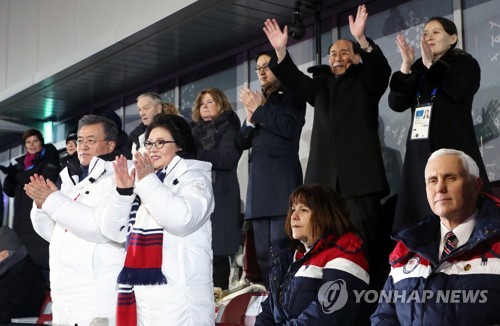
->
[[192, 110, 243, 255], [3, 144, 61, 270], [269, 41, 390, 199]]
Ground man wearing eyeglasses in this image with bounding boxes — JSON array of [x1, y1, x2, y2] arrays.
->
[[237, 51, 306, 289], [263, 4, 391, 302], [25, 115, 126, 326]]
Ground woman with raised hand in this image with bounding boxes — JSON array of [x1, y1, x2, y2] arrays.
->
[[389, 17, 491, 231]]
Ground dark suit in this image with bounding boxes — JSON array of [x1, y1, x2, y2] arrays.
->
[[237, 86, 305, 287]]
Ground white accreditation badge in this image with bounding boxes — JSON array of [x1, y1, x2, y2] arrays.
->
[[410, 104, 432, 140]]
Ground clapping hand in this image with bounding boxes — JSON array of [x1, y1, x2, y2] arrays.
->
[[113, 155, 135, 189], [420, 34, 434, 68], [396, 34, 415, 73], [239, 87, 264, 123], [24, 174, 58, 208]]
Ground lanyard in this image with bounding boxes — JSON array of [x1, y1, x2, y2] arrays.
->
[[416, 87, 437, 106]]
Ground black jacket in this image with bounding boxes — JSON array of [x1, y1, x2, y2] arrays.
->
[[3, 144, 61, 271], [269, 40, 390, 199], [0, 256, 45, 323], [129, 123, 146, 153]]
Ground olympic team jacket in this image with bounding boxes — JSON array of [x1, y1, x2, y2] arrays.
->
[[371, 195, 500, 325], [255, 232, 370, 325], [30, 156, 125, 326], [100, 155, 215, 325]]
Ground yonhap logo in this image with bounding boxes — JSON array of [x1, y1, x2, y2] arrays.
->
[[318, 279, 348, 314]]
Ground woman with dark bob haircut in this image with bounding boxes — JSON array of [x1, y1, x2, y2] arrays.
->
[[101, 113, 215, 325], [255, 184, 370, 325]]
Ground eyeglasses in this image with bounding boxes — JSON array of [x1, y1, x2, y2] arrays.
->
[[144, 140, 175, 149], [328, 50, 351, 59], [254, 64, 270, 73], [76, 139, 108, 146]]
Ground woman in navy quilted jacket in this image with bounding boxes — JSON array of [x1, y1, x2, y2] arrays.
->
[[255, 184, 370, 325]]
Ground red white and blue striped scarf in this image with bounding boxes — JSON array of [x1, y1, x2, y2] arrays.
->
[[117, 170, 167, 326]]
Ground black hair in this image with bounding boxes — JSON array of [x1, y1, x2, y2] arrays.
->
[[145, 114, 196, 159], [426, 17, 458, 49], [255, 50, 275, 62], [78, 115, 118, 142]]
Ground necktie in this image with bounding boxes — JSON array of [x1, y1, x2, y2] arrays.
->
[[80, 165, 89, 181], [441, 231, 458, 261]]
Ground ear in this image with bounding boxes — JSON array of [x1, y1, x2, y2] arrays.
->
[[450, 34, 458, 46], [108, 141, 116, 153], [352, 53, 361, 64], [472, 176, 483, 195]]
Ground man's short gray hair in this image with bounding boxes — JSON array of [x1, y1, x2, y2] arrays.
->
[[427, 148, 480, 180], [137, 92, 163, 105]]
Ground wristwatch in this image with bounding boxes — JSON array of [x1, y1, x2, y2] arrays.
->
[[362, 44, 373, 52]]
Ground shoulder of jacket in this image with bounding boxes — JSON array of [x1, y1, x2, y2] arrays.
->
[[388, 241, 417, 266]]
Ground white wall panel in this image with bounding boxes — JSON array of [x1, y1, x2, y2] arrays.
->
[[0, 2, 8, 91], [37, 0, 78, 82], [5, 1, 39, 93], [0, 0, 197, 101]]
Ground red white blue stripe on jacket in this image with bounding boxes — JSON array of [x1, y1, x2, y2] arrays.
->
[[255, 232, 370, 325], [372, 195, 500, 326]]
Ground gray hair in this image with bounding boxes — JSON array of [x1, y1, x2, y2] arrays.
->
[[137, 92, 163, 105], [427, 148, 480, 180], [78, 115, 118, 142]]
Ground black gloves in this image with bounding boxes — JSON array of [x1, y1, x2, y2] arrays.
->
[[0, 164, 17, 176]]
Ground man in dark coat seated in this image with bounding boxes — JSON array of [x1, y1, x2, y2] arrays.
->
[[0, 226, 44, 324]]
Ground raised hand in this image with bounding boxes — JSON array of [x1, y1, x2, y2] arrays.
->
[[134, 151, 154, 182], [396, 34, 415, 73], [349, 5, 369, 47], [263, 19, 288, 62], [420, 34, 434, 68], [113, 155, 134, 189], [24, 173, 58, 208]]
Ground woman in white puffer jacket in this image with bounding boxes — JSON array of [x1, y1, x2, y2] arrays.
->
[[101, 114, 215, 326]]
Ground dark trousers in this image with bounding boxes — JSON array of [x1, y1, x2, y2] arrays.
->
[[346, 194, 389, 325], [252, 216, 287, 290], [213, 255, 230, 289]]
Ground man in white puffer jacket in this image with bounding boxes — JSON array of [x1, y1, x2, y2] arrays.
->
[[25, 115, 126, 326]]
